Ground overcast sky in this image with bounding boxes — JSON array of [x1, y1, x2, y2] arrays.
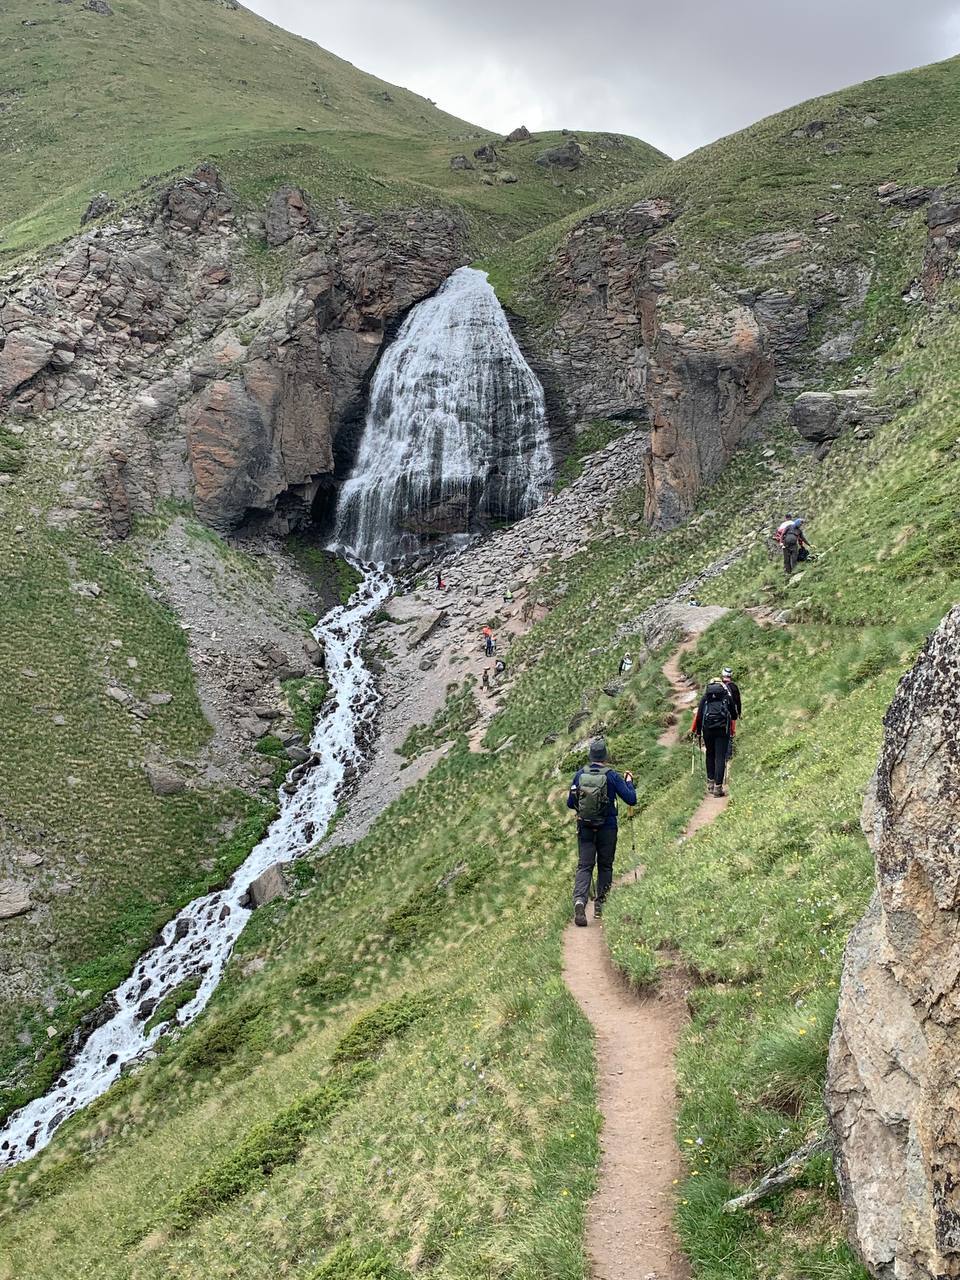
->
[[244, 1, 960, 157]]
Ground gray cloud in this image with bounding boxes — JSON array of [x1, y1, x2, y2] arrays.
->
[[245, 0, 960, 156]]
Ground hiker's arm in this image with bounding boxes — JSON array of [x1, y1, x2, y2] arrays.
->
[[566, 773, 580, 810], [690, 698, 704, 736], [611, 772, 637, 806]]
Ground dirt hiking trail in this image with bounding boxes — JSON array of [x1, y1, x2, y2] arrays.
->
[[562, 629, 729, 1279]]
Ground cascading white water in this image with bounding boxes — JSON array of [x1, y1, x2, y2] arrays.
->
[[0, 570, 392, 1169], [333, 266, 553, 563]]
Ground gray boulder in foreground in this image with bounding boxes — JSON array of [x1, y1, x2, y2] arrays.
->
[[826, 604, 960, 1279]]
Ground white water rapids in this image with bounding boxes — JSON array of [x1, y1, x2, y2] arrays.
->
[[333, 266, 553, 563], [0, 570, 391, 1169]]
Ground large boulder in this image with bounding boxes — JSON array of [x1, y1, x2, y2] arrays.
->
[[0, 331, 55, 396], [536, 140, 584, 170], [643, 308, 774, 527], [827, 605, 960, 1280], [0, 881, 33, 920], [789, 389, 887, 445], [922, 188, 960, 300], [241, 864, 289, 910], [264, 185, 315, 246]]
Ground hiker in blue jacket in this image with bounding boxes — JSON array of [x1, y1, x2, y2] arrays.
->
[[567, 738, 636, 927]]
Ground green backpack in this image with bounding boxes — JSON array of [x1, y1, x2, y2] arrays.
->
[[577, 767, 611, 830]]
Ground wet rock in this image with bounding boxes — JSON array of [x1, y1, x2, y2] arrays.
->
[[241, 864, 289, 909], [285, 745, 311, 764], [145, 764, 188, 796], [303, 636, 325, 667], [827, 604, 960, 1280]]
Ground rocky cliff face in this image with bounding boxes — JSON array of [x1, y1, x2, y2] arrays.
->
[[526, 181, 905, 524], [826, 604, 960, 1280], [0, 167, 469, 533], [536, 197, 776, 527]]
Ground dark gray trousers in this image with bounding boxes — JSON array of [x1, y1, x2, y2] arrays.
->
[[574, 826, 618, 906], [783, 542, 799, 575], [704, 729, 730, 786]]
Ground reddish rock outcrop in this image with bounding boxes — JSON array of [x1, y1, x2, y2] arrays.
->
[[922, 188, 960, 301], [541, 196, 774, 525], [0, 167, 468, 532], [644, 308, 773, 527], [827, 604, 960, 1280]]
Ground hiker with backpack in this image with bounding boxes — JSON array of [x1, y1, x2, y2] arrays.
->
[[567, 738, 637, 926], [778, 517, 809, 577], [690, 678, 735, 797], [721, 666, 742, 762]]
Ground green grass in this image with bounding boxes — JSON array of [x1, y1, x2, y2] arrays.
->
[[0, 431, 278, 1121], [488, 53, 960, 373], [4, 49, 960, 1279], [3, 276, 953, 1275], [0, 0, 667, 258]]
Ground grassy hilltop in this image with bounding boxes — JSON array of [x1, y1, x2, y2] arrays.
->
[[487, 52, 960, 374], [0, 0, 667, 256], [2, 42, 960, 1280]]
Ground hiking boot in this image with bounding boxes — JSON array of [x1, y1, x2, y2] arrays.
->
[[714, 786, 725, 798], [594, 898, 605, 919], [707, 780, 715, 795], [574, 900, 588, 928]]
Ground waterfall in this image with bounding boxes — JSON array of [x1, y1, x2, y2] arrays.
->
[[0, 570, 392, 1169], [332, 266, 553, 563]]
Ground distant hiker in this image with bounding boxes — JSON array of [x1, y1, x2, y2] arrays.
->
[[779, 517, 809, 577], [618, 652, 633, 676], [567, 738, 637, 926], [482, 668, 491, 693], [437, 571, 445, 590], [494, 658, 506, 676], [485, 633, 495, 657], [691, 678, 734, 797], [721, 666, 742, 761], [775, 514, 795, 546], [504, 588, 514, 603]]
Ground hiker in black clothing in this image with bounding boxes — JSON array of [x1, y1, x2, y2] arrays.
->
[[567, 738, 637, 926], [690, 679, 735, 797], [721, 666, 741, 762]]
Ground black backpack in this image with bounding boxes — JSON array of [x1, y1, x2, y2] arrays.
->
[[576, 767, 612, 830], [701, 684, 731, 733]]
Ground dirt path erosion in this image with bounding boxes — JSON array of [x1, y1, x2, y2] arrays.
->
[[562, 632, 729, 1279]]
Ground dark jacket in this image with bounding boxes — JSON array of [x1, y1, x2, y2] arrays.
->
[[722, 678, 742, 720], [567, 764, 637, 830], [691, 683, 735, 736]]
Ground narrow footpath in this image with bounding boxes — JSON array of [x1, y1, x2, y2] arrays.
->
[[562, 630, 728, 1280]]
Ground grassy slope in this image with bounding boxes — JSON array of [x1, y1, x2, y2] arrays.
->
[[3, 242, 959, 1280], [486, 54, 960, 363], [0, 0, 665, 1130], [2, 47, 959, 1280], [0, 0, 667, 257]]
